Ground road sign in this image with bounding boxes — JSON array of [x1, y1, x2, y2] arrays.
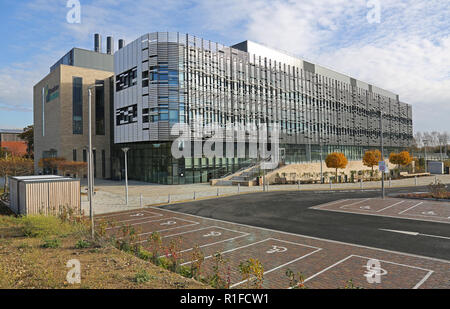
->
[[378, 161, 386, 172]]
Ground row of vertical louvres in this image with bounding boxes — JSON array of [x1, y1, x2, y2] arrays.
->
[[94, 33, 125, 54]]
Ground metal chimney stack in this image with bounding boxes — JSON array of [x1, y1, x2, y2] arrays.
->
[[106, 36, 113, 54], [94, 33, 102, 53], [118, 39, 125, 50]]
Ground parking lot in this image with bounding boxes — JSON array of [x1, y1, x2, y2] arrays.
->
[[312, 198, 450, 224], [96, 206, 450, 289]]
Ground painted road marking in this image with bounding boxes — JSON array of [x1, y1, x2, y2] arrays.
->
[[376, 200, 405, 212], [96, 209, 162, 221], [398, 202, 424, 215], [303, 255, 433, 289], [380, 229, 450, 240], [313, 199, 350, 209], [152, 206, 450, 264], [339, 198, 372, 209], [180, 237, 322, 288]]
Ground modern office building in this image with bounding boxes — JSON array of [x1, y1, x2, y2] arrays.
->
[[34, 41, 115, 178], [110, 32, 413, 184]]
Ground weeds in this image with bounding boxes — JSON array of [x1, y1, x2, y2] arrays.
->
[[134, 269, 152, 284], [41, 238, 61, 249], [239, 258, 264, 289], [208, 252, 229, 289], [147, 232, 162, 265], [190, 245, 205, 281], [22, 215, 87, 238], [75, 239, 91, 249], [344, 279, 363, 289], [285, 268, 306, 289], [164, 238, 183, 272]]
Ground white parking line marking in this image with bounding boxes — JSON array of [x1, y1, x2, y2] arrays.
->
[[232, 248, 321, 288], [398, 202, 424, 215], [339, 198, 372, 209], [151, 206, 450, 264], [376, 200, 405, 212], [106, 216, 198, 230], [313, 199, 350, 209], [303, 255, 434, 289]]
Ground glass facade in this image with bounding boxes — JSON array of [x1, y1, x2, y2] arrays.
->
[[72, 77, 83, 134], [95, 80, 105, 135], [112, 32, 413, 184]]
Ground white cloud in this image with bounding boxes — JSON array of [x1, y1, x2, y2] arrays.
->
[[1, 0, 448, 132]]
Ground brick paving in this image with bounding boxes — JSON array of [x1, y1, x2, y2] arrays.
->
[[312, 198, 450, 224], [95, 206, 450, 289]]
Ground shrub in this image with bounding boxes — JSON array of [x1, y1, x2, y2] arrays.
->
[[157, 257, 172, 270], [136, 247, 152, 261], [41, 238, 61, 249], [75, 239, 91, 249], [178, 265, 193, 278], [134, 269, 151, 284], [428, 180, 448, 199]]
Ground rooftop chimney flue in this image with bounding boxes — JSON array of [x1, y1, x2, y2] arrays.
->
[[118, 39, 125, 50], [94, 33, 102, 53], [107, 36, 113, 54]]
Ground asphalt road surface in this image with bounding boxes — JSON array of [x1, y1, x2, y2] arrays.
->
[[161, 186, 450, 260]]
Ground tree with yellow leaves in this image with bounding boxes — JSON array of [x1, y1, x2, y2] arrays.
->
[[325, 152, 348, 183], [363, 149, 382, 175]]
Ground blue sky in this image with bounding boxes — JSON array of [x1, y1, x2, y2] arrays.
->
[[0, 0, 449, 132]]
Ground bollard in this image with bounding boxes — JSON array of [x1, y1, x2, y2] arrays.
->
[[168, 194, 171, 203], [193, 191, 196, 200], [217, 188, 219, 197], [415, 176, 417, 186], [330, 181, 332, 190], [360, 179, 363, 190], [298, 180, 301, 190], [435, 175, 437, 184], [238, 183, 240, 194], [140, 194, 143, 208], [389, 177, 391, 188]]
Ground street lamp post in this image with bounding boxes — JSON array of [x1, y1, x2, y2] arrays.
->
[[122, 147, 130, 204], [423, 139, 428, 173], [87, 83, 102, 238], [380, 110, 385, 200]]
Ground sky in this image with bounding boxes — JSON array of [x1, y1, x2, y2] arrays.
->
[[0, 0, 449, 132]]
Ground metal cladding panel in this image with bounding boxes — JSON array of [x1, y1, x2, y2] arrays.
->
[[112, 31, 412, 150]]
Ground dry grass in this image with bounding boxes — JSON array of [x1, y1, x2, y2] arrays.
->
[[0, 207, 206, 289]]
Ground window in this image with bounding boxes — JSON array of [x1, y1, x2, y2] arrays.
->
[[83, 149, 87, 162], [95, 80, 105, 135], [116, 104, 138, 125], [169, 110, 179, 122], [73, 149, 77, 161], [72, 77, 83, 134], [115, 67, 137, 92], [102, 150, 105, 178]]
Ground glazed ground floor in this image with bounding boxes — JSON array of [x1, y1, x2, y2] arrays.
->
[[110, 142, 407, 185]]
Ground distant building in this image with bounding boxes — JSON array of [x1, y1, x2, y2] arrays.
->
[[0, 129, 27, 156]]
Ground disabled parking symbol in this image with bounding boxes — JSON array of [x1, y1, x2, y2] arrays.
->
[[160, 220, 177, 226], [203, 231, 222, 237], [130, 213, 145, 217], [266, 245, 287, 254]]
